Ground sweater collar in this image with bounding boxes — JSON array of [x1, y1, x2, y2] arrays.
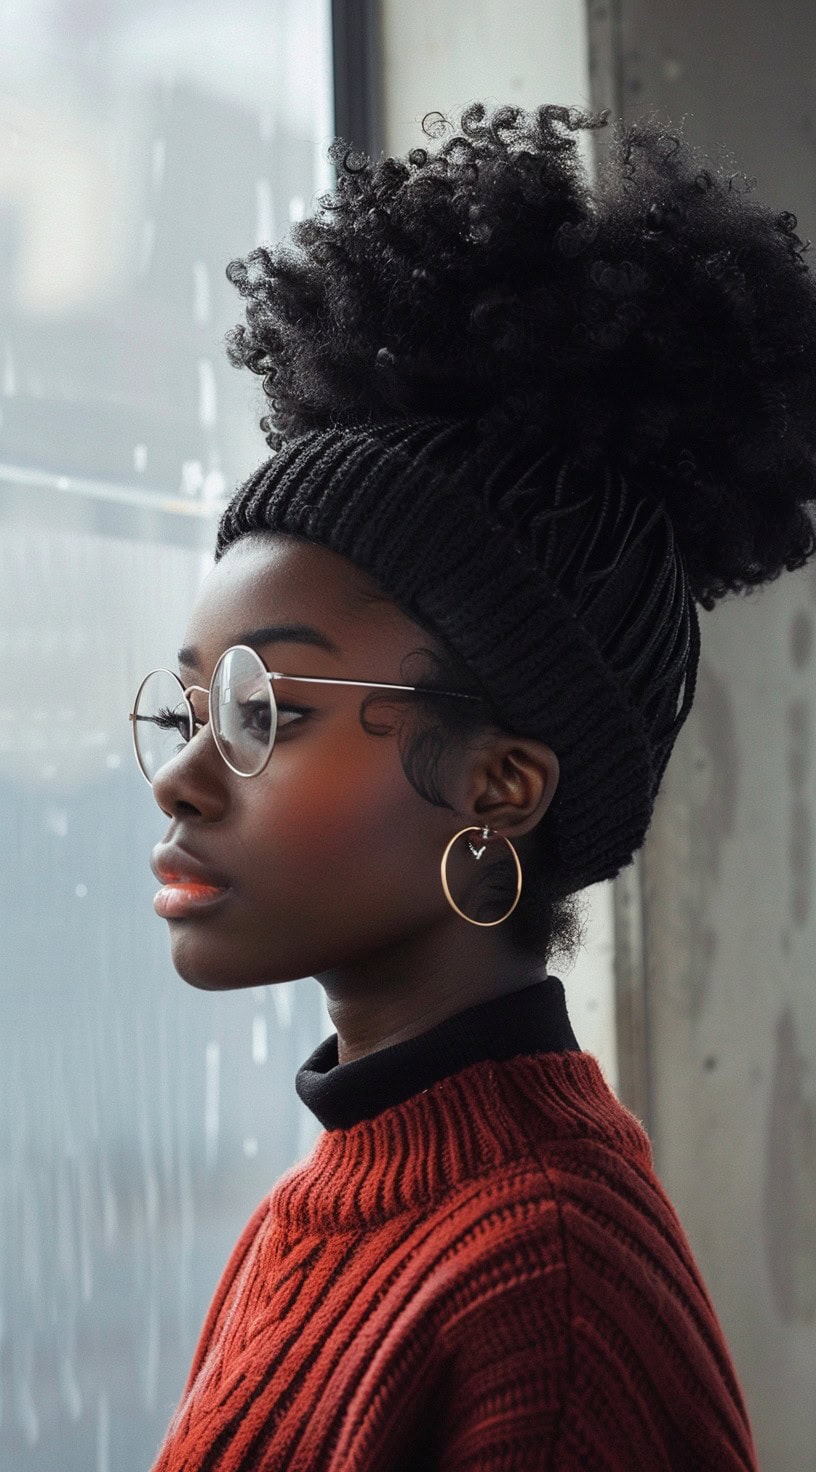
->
[[295, 973, 580, 1131]]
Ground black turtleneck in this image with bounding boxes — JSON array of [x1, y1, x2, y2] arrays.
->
[[295, 973, 581, 1130]]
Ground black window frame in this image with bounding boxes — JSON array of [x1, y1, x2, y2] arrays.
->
[[331, 0, 383, 162]]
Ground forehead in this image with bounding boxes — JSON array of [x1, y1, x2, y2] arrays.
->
[[180, 533, 419, 668]]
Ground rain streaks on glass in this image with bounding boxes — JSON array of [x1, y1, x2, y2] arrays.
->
[[0, 2, 334, 1467]]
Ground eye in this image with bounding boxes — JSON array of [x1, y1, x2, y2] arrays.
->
[[237, 697, 272, 737], [236, 699, 309, 740]]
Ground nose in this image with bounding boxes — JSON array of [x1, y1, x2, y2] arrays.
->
[[149, 715, 225, 816]]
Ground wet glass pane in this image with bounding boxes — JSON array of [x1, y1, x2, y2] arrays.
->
[[0, 4, 334, 1467]]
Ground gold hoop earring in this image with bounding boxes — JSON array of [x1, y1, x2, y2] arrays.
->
[[440, 825, 523, 927]]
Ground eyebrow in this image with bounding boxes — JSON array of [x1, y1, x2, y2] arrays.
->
[[176, 623, 342, 671]]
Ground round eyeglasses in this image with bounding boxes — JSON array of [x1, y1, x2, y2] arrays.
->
[[129, 643, 485, 783]]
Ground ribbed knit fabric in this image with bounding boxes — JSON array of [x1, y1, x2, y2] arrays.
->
[[150, 978, 758, 1471]]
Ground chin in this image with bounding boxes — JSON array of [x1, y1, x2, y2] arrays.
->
[[166, 932, 310, 991], [164, 930, 236, 990]]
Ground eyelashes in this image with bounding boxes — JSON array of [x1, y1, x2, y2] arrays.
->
[[275, 703, 311, 728]]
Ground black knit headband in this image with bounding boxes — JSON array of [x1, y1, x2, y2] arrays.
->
[[215, 414, 700, 896]]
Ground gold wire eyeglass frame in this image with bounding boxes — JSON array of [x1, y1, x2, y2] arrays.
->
[[128, 642, 485, 784]]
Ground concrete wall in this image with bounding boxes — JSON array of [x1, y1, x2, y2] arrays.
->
[[596, 4, 816, 1467], [381, 0, 594, 166]]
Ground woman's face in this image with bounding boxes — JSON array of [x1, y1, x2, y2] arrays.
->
[[149, 532, 494, 991]]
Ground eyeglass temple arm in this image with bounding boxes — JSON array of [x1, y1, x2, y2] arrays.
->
[[183, 675, 480, 701], [263, 673, 482, 700]]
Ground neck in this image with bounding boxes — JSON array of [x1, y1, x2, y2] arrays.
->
[[315, 920, 546, 1065]]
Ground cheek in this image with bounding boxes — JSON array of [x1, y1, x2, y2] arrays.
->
[[253, 720, 438, 902], [166, 719, 451, 990]]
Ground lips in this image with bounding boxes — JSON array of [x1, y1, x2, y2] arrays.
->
[[150, 842, 232, 890]]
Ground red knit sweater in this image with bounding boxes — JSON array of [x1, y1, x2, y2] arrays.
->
[[151, 980, 758, 1470]]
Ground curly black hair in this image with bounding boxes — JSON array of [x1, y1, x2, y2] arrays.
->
[[221, 101, 816, 968]]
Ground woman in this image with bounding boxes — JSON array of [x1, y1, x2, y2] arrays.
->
[[138, 102, 816, 1469]]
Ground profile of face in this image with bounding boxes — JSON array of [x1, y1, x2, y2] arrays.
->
[[150, 532, 559, 998]]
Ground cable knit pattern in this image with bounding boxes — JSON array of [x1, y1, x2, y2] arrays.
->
[[149, 1047, 758, 1470]]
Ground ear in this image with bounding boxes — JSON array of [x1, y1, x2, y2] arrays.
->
[[465, 735, 560, 839]]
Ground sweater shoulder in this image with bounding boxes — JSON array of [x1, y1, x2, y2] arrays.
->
[[425, 1139, 758, 1469], [422, 1066, 713, 1360], [395, 1116, 662, 1357]]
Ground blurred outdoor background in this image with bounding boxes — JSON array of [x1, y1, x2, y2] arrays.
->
[[0, 2, 814, 1468]]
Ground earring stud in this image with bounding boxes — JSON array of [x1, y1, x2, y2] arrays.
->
[[467, 824, 491, 859]]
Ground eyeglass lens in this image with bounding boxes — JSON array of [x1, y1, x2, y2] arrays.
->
[[132, 645, 278, 781]]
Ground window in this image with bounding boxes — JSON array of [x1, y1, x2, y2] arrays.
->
[[0, 4, 337, 1467]]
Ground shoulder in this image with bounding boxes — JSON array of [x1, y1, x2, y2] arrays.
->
[[422, 1145, 756, 1469], [425, 1122, 672, 1309], [401, 1050, 716, 1385], [424, 1050, 675, 1305]]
